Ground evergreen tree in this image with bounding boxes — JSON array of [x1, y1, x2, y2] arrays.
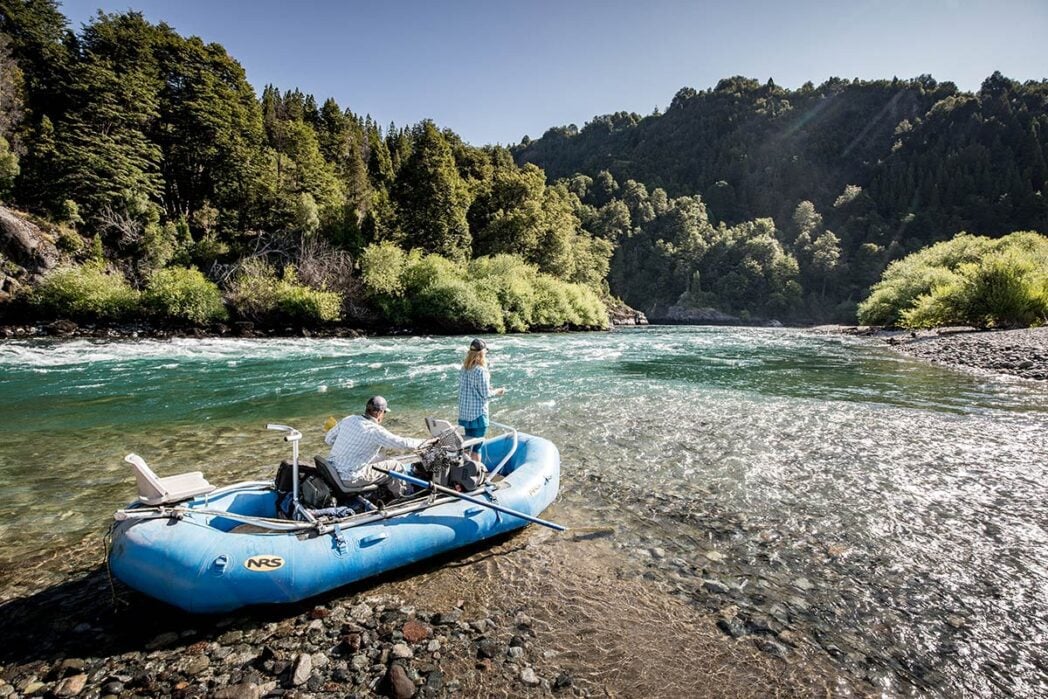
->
[[386, 122, 412, 175], [54, 12, 163, 219], [0, 0, 70, 120], [271, 119, 344, 223], [0, 32, 23, 142], [365, 122, 394, 188], [152, 29, 267, 223], [392, 120, 471, 260]]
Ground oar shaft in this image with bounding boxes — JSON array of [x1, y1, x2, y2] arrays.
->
[[373, 467, 566, 532]]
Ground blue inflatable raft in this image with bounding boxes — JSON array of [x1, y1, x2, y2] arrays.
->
[[108, 428, 561, 613]]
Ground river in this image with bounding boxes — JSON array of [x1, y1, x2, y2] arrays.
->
[[1, 327, 1046, 696]]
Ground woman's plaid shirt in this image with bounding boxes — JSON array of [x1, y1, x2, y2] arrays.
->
[[458, 366, 495, 421]]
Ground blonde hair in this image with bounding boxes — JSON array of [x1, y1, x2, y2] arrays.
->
[[462, 348, 487, 370]]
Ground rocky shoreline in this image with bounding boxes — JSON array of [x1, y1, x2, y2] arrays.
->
[[815, 325, 1048, 381], [0, 319, 367, 341], [647, 305, 783, 327], [0, 518, 847, 699], [0, 565, 558, 699], [0, 310, 647, 342]]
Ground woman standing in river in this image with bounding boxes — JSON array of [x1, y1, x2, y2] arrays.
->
[[457, 338, 506, 447]]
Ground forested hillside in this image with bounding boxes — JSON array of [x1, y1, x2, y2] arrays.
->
[[516, 75, 1048, 320], [1, 0, 1045, 329], [0, 1, 610, 332]]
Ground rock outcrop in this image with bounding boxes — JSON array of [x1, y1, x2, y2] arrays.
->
[[664, 305, 740, 324], [0, 206, 61, 302], [606, 299, 648, 326]]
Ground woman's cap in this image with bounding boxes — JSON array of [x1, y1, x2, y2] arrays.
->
[[366, 395, 390, 413], [470, 338, 487, 352]]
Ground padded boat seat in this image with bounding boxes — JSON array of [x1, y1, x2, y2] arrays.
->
[[313, 455, 380, 498], [125, 453, 215, 505]]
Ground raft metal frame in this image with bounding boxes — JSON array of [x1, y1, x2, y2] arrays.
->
[[112, 420, 522, 538], [115, 481, 513, 535]]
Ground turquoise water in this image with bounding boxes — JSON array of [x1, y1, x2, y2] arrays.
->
[[1, 327, 1046, 694]]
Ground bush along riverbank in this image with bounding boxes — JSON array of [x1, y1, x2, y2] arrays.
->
[[836, 229, 1048, 380], [857, 231, 1048, 330], [1, 205, 636, 339]]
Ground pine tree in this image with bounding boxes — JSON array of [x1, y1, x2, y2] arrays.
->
[[387, 122, 412, 175], [366, 124, 393, 188], [260, 84, 282, 146]]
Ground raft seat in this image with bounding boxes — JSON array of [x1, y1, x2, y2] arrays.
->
[[125, 453, 215, 505], [313, 455, 380, 499]]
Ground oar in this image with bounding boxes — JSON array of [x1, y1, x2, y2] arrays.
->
[[372, 466, 567, 532]]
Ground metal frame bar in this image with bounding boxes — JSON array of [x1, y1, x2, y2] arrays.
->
[[115, 420, 534, 535]]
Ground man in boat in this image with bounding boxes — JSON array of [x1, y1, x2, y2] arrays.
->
[[324, 396, 427, 497]]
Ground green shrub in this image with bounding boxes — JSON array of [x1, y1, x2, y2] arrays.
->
[[564, 282, 610, 329], [858, 233, 995, 326], [60, 199, 83, 226], [469, 255, 538, 332], [859, 265, 962, 326], [392, 252, 502, 331], [359, 242, 414, 321], [229, 260, 342, 324], [402, 253, 462, 294], [859, 231, 1048, 328], [524, 275, 609, 330], [900, 282, 965, 328], [411, 277, 505, 332], [360, 241, 409, 297], [955, 250, 1047, 328], [468, 254, 532, 280], [359, 244, 611, 332], [277, 269, 342, 323], [140, 221, 178, 273], [531, 275, 575, 328], [89, 235, 104, 262], [229, 258, 280, 321], [474, 274, 534, 332], [143, 266, 227, 324], [55, 225, 84, 254], [33, 263, 139, 319], [192, 232, 230, 266]]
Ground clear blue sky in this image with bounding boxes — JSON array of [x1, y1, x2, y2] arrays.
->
[[61, 0, 1048, 146]]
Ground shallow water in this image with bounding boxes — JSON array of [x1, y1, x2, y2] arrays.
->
[[1, 327, 1046, 695]]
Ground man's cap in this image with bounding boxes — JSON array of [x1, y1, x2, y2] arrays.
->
[[366, 395, 390, 413], [469, 338, 487, 352]]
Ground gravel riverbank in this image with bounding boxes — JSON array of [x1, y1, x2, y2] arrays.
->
[[0, 524, 847, 699], [815, 325, 1048, 381]]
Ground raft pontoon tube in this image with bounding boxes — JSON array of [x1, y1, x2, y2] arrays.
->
[[108, 429, 560, 613]]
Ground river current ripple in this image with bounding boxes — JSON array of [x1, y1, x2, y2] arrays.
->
[[1, 327, 1046, 695]]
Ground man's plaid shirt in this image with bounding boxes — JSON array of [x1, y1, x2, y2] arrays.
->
[[458, 366, 495, 422], [325, 414, 422, 481]]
